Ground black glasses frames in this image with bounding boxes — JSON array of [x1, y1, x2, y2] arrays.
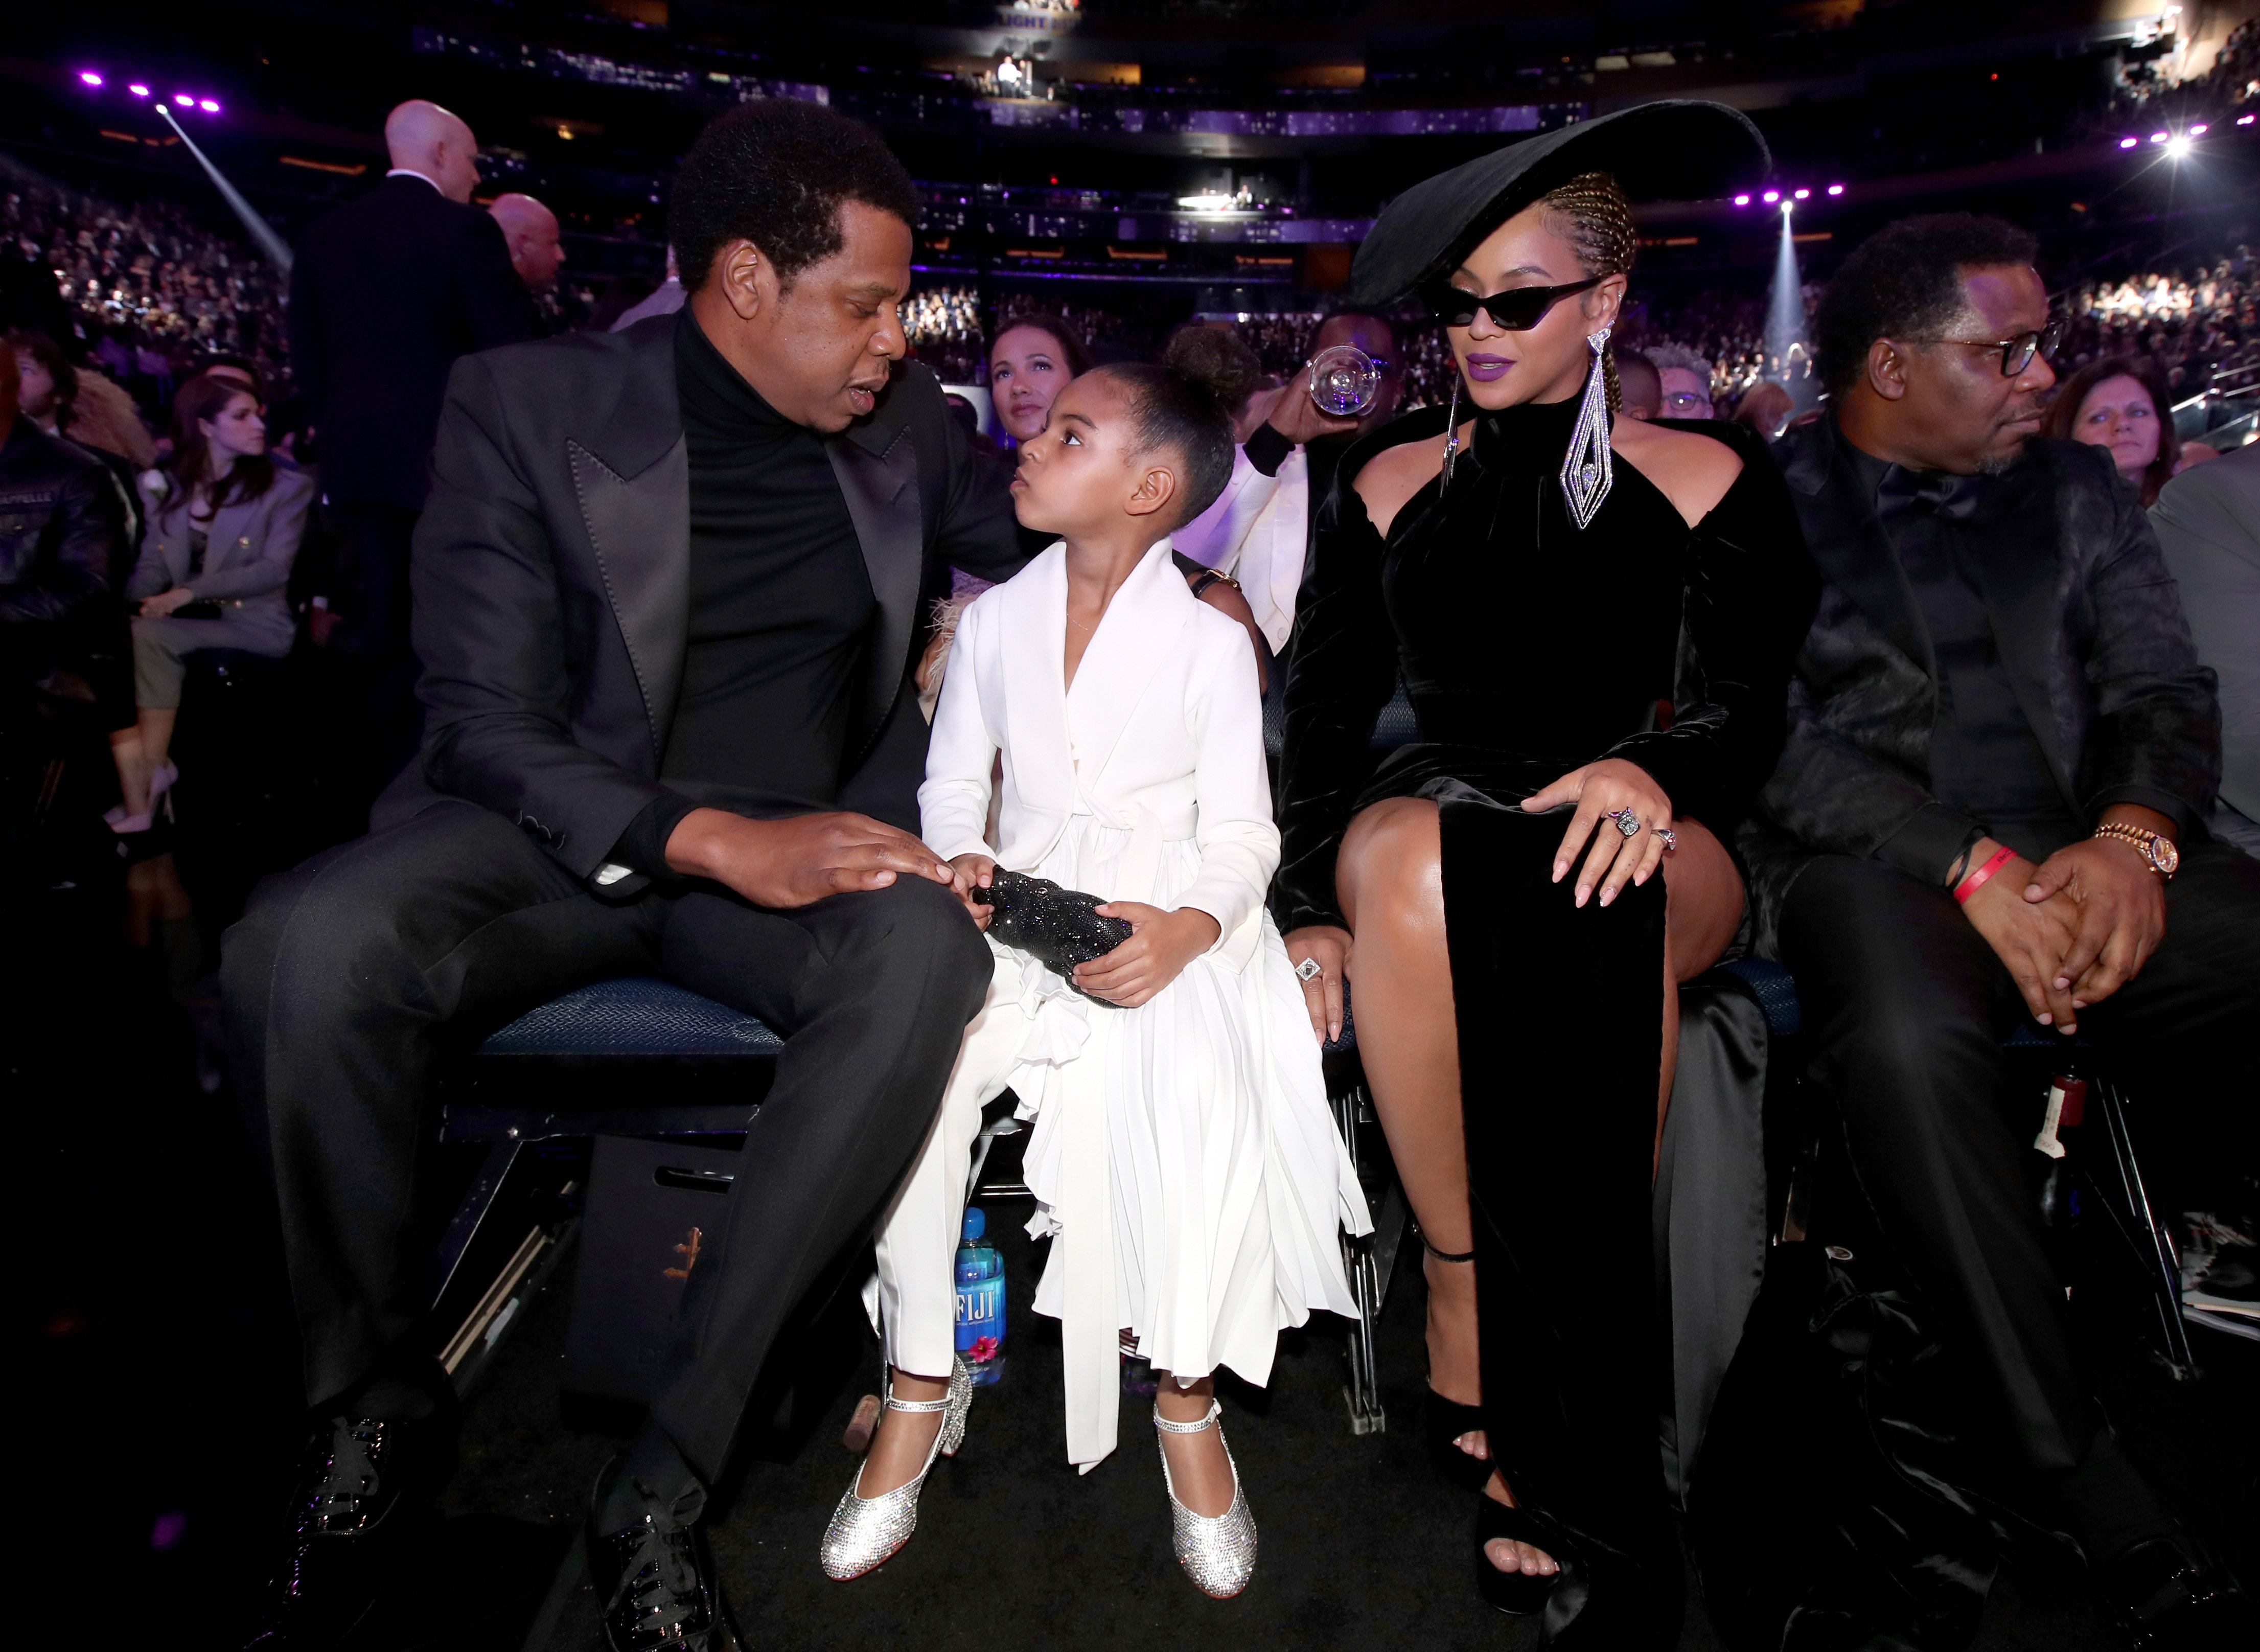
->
[[1903, 316, 2069, 377], [1425, 276, 1604, 332]]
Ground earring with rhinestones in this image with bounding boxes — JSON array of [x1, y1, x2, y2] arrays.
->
[[1559, 326, 1613, 530], [1440, 366, 1465, 491]]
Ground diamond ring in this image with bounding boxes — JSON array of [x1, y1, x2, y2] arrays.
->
[[1605, 808, 1642, 838], [1654, 827, 1678, 852], [1295, 957, 1323, 982]]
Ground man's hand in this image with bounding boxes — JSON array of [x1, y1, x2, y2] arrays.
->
[[2022, 829, 2168, 1015], [139, 586, 198, 619], [949, 852, 997, 930], [1959, 843, 2081, 1028], [1073, 902, 1222, 1008], [1260, 376, 1361, 446], [664, 808, 954, 909]]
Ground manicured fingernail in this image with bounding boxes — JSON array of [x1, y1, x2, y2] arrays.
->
[[2055, 977, 2070, 989], [2037, 1013, 2052, 1025], [1599, 888, 1615, 907], [2062, 1022, 2077, 1034], [2025, 884, 2044, 899], [1574, 886, 1589, 906], [1552, 862, 1567, 881]]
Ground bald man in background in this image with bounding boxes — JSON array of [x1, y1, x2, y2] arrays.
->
[[490, 192, 566, 294], [290, 99, 532, 802]]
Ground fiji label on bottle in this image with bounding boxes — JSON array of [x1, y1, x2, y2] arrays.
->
[[956, 1270, 1005, 1364]]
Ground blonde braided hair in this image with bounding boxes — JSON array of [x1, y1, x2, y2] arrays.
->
[[1536, 171, 1636, 412]]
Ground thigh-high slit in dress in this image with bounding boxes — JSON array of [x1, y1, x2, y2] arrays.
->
[[1274, 394, 1817, 1625]]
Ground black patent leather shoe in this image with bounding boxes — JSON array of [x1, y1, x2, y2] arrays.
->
[[590, 1512, 742, 1652], [2097, 1534, 2255, 1649], [242, 1410, 458, 1648]]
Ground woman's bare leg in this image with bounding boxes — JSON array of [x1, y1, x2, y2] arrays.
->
[[140, 706, 178, 774], [1154, 1371, 1233, 1516], [1341, 799, 1744, 1579], [855, 1367, 951, 1498]]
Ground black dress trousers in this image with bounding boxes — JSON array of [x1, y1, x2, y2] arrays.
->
[[1776, 840, 2260, 1473], [222, 798, 990, 1481]]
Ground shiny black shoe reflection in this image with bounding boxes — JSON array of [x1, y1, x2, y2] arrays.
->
[[2098, 1533, 2256, 1650], [590, 1513, 742, 1652], [243, 1411, 457, 1648]]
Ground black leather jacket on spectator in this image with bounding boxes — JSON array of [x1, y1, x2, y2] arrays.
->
[[0, 416, 132, 730]]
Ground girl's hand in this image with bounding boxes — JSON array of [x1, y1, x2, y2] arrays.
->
[[1075, 902, 1222, 1007], [140, 587, 197, 619], [1520, 758, 1674, 909], [949, 853, 997, 930], [1283, 925, 1351, 1045]]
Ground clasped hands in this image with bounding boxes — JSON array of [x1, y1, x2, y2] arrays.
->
[[1958, 825, 2168, 1035], [944, 852, 1218, 1009], [139, 586, 200, 619]]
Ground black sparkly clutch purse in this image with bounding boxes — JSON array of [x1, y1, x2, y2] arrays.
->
[[972, 868, 1133, 1000]]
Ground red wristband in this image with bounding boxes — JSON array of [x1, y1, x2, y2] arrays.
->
[[1953, 844, 2017, 905]]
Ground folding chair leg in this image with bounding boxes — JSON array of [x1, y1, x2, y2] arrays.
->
[[2094, 1080, 2200, 1382], [435, 1138, 525, 1307], [1333, 1081, 1389, 1434]]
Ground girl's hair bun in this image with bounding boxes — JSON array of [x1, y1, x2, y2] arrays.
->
[[1160, 323, 1265, 412]]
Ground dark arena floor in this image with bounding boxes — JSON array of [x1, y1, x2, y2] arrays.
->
[[16, 865, 2257, 1652]]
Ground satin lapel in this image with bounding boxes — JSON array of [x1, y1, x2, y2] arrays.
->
[[998, 543, 1075, 816], [1788, 421, 1934, 677], [1069, 540, 1193, 794], [1962, 456, 2080, 807], [827, 428, 923, 764], [569, 435, 689, 762]]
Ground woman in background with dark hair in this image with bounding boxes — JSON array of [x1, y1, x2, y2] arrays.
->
[[108, 373, 313, 830], [1277, 104, 1813, 1643], [987, 311, 1092, 447], [2044, 354, 2181, 506]]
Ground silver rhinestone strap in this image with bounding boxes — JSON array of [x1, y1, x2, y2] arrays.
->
[[1152, 1401, 1222, 1434]]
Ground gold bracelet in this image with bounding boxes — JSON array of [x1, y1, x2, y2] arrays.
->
[[2091, 821, 2179, 878]]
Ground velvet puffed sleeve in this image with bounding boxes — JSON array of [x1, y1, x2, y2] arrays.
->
[[1272, 424, 1413, 934], [1600, 423, 1820, 833]]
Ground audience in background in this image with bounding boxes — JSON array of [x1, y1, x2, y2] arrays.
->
[[1732, 379, 1794, 439], [108, 374, 312, 832], [2150, 444, 2260, 858], [288, 98, 532, 803], [2045, 355, 2181, 506], [1615, 346, 1662, 419], [987, 311, 1090, 446], [489, 192, 566, 295], [1649, 342, 1716, 419]]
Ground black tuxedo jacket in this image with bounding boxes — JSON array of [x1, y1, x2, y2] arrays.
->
[[289, 174, 533, 511], [374, 316, 1026, 890], [1739, 416, 2220, 953]]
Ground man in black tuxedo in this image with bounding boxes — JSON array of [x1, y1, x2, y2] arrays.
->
[[1743, 214, 2256, 1647], [229, 101, 1023, 1649], [288, 99, 533, 793]]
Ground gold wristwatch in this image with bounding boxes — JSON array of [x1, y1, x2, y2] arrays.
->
[[2092, 822, 2179, 879]]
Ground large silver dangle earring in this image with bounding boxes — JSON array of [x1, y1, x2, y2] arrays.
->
[[1440, 368, 1464, 490], [1559, 325, 1613, 530]]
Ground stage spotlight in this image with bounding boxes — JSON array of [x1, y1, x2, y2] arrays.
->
[[2167, 134, 2192, 158], [1827, 183, 1845, 195], [1793, 188, 1810, 199], [1734, 194, 1750, 206], [174, 93, 194, 107], [199, 99, 220, 113], [1762, 189, 1780, 203], [2150, 131, 2169, 144], [128, 84, 149, 98], [78, 71, 102, 87], [2240, 114, 2256, 126], [2190, 123, 2208, 135], [2119, 136, 2139, 148]]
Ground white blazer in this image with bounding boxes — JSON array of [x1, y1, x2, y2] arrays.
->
[[919, 536, 1278, 963], [1170, 442, 1311, 655]]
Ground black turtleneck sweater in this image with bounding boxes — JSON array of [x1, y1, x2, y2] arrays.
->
[[613, 311, 877, 873]]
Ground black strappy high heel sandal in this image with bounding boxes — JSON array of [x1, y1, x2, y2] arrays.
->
[[1478, 1496, 1681, 1647], [1417, 1234, 1493, 1492], [1475, 1495, 1566, 1617]]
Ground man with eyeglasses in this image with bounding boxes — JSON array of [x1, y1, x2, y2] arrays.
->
[[1649, 342, 1716, 420], [1741, 212, 2256, 1647]]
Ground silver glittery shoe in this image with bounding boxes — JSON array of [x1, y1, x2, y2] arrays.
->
[[1154, 1399, 1257, 1598], [819, 1357, 971, 1581]]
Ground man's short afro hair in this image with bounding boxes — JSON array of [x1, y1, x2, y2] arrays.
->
[[669, 99, 919, 293], [1814, 213, 2039, 397]]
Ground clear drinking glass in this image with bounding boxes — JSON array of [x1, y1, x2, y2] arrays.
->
[[1307, 344, 1382, 418]]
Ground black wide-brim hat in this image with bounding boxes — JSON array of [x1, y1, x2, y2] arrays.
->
[[1348, 100, 1771, 306]]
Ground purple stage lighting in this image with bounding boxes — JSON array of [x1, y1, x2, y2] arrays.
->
[[1762, 189, 1780, 203], [199, 99, 220, 113], [2119, 135, 2139, 148], [1827, 183, 1845, 196], [129, 84, 149, 97], [1734, 194, 1750, 206], [2190, 123, 2208, 135], [1793, 188, 1810, 199], [79, 71, 102, 87], [174, 93, 194, 107], [2150, 131, 2169, 144], [2242, 114, 2257, 126]]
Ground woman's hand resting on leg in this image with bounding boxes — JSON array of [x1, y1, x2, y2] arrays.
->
[[1283, 925, 1350, 1045], [1520, 758, 1674, 908]]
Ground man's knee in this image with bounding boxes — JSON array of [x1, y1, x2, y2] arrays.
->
[[852, 875, 992, 1019]]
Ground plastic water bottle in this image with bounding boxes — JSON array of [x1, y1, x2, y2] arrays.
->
[[955, 1206, 1006, 1387]]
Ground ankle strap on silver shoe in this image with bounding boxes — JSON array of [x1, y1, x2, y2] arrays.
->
[[885, 1393, 951, 1414], [1152, 1400, 1221, 1434]]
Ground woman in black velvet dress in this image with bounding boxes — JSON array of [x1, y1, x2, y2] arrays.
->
[[1275, 104, 1816, 1644]]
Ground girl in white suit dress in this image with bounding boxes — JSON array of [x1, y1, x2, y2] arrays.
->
[[821, 360, 1369, 1597]]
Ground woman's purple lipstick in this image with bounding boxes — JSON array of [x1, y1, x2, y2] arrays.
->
[[1463, 353, 1513, 382]]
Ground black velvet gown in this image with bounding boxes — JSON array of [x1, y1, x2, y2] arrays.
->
[[1275, 393, 1817, 1628]]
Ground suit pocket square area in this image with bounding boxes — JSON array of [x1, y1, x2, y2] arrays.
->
[[972, 869, 1134, 1001]]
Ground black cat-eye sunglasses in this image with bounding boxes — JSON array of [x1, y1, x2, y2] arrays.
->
[[1422, 276, 1604, 331]]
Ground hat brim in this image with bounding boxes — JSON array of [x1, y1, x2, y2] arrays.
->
[[1348, 100, 1771, 307]]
